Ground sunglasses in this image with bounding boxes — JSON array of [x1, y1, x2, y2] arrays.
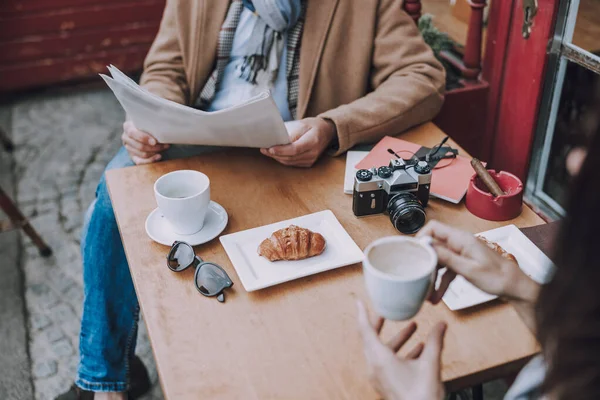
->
[[167, 241, 233, 302]]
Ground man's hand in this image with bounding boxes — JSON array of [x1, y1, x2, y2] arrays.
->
[[122, 121, 169, 165], [260, 118, 337, 167], [357, 301, 447, 400]]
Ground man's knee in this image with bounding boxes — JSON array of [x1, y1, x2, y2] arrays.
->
[[94, 147, 135, 210], [94, 174, 114, 211]]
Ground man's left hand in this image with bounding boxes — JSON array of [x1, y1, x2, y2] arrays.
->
[[261, 117, 337, 168]]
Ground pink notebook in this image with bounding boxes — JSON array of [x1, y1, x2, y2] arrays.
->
[[355, 136, 477, 204]]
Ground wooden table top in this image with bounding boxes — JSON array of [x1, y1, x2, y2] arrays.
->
[[106, 123, 543, 399]]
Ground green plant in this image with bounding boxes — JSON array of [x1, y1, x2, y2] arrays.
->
[[418, 14, 462, 90]]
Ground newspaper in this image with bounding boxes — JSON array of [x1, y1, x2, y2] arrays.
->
[[100, 65, 290, 148]]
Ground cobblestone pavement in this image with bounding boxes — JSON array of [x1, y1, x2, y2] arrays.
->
[[3, 87, 163, 400], [1, 86, 508, 400]]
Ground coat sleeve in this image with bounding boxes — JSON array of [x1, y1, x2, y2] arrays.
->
[[139, 0, 190, 105], [319, 0, 446, 155]]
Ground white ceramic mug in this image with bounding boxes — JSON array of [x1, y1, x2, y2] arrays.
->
[[363, 236, 438, 321], [154, 170, 211, 235]]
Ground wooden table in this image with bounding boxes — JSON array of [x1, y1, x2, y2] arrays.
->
[[107, 123, 543, 399]]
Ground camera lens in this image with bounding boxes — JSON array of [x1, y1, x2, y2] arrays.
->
[[387, 192, 426, 234]]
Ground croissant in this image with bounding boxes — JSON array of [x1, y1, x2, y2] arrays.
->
[[478, 237, 517, 262], [258, 225, 326, 261]]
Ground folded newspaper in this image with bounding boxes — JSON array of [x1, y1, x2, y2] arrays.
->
[[100, 65, 290, 148]]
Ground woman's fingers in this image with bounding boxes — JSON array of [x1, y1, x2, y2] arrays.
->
[[405, 342, 424, 359], [357, 301, 386, 339], [386, 321, 417, 353], [421, 322, 447, 368], [430, 269, 457, 304], [432, 244, 474, 277], [357, 301, 383, 346], [372, 315, 385, 336], [418, 221, 478, 255]]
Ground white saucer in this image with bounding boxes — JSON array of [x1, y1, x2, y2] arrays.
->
[[145, 201, 228, 246]]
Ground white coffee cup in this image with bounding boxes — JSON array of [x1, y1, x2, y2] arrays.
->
[[363, 236, 438, 321], [154, 170, 211, 235]]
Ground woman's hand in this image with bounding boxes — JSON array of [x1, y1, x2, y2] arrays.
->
[[357, 301, 447, 400], [260, 118, 336, 167], [418, 221, 541, 332], [418, 221, 540, 303], [122, 121, 170, 165]]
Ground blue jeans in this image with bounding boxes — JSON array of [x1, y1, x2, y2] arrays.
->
[[76, 145, 219, 392]]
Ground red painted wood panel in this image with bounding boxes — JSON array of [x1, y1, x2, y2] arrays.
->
[[1, 0, 165, 90], [0, 0, 123, 15], [0, 24, 157, 63], [434, 84, 489, 158], [481, 0, 516, 161], [491, 0, 560, 180], [0, 1, 164, 40], [0, 46, 150, 91]]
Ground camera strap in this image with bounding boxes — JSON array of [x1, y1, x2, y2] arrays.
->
[[413, 146, 459, 168]]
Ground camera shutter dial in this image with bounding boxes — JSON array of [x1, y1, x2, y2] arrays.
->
[[377, 166, 393, 178], [356, 169, 373, 182], [414, 161, 432, 174]]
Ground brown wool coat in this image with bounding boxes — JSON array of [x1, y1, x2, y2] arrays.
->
[[140, 0, 446, 155]]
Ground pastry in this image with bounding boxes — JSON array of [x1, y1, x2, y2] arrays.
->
[[478, 237, 517, 262], [258, 225, 326, 261]]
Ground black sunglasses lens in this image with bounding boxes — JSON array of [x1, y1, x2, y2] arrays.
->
[[168, 243, 195, 271], [195, 263, 232, 296]]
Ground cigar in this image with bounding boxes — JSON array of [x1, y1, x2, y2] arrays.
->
[[471, 158, 505, 197]]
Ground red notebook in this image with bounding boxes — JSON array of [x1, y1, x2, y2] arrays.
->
[[355, 136, 477, 204]]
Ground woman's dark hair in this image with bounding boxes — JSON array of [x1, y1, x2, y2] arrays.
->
[[536, 127, 600, 399]]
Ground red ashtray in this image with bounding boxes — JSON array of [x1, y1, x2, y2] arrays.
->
[[465, 170, 523, 221]]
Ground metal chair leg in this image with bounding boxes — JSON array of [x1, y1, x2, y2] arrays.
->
[[472, 384, 484, 400], [0, 185, 52, 257], [0, 127, 14, 152]]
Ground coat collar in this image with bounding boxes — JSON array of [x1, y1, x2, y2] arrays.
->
[[192, 0, 340, 117], [297, 0, 340, 118]]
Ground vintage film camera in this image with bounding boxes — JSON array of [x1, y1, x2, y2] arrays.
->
[[352, 156, 432, 234]]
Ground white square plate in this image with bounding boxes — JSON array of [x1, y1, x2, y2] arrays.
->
[[441, 224, 556, 311], [219, 210, 364, 292]]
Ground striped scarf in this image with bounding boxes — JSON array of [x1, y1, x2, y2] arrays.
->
[[196, 0, 304, 119]]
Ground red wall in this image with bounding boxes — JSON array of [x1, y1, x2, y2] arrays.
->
[[0, 0, 165, 92]]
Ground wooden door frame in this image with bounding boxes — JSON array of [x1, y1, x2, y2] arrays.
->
[[483, 0, 561, 180]]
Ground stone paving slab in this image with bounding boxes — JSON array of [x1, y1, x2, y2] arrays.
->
[[0, 106, 34, 400], [3, 88, 163, 400]]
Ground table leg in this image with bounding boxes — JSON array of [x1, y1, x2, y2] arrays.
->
[[0, 185, 52, 257], [472, 384, 484, 400], [0, 126, 14, 152]]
